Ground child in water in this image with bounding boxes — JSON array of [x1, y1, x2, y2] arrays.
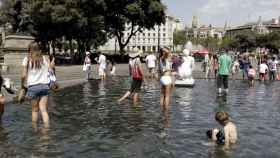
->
[[207, 112, 238, 146], [248, 65, 256, 86]]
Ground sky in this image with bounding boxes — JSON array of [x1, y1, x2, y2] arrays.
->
[[162, 0, 280, 27]]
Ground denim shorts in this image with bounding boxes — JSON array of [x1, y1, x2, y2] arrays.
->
[[27, 84, 50, 99]]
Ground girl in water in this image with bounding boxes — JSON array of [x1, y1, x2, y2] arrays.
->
[[21, 42, 55, 128], [159, 47, 173, 111]]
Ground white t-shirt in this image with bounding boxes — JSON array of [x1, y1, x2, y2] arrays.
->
[[145, 54, 157, 68], [98, 54, 107, 69], [22, 56, 50, 86], [259, 63, 268, 74]]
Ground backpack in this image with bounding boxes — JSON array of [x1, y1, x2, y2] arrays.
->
[[131, 59, 143, 80]]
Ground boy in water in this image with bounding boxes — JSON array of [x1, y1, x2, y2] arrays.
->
[[207, 112, 238, 146]]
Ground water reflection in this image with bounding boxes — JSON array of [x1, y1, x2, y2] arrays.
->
[[1, 78, 280, 157]]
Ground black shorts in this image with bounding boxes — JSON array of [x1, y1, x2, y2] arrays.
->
[[217, 75, 229, 89], [130, 79, 142, 93]]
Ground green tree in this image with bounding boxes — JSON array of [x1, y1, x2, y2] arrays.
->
[[28, 0, 107, 62], [257, 31, 280, 54], [173, 30, 187, 49], [103, 0, 166, 54]]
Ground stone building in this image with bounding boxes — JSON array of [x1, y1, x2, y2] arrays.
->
[[225, 16, 280, 38], [99, 15, 184, 54], [186, 16, 224, 40]]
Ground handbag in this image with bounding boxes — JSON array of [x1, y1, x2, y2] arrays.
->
[[132, 65, 142, 80], [48, 69, 59, 92], [83, 64, 87, 71]]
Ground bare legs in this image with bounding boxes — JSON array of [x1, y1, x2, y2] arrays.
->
[[118, 91, 139, 105], [160, 85, 171, 111], [31, 96, 50, 129], [0, 96, 5, 121]]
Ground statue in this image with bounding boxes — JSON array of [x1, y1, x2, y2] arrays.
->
[[175, 49, 195, 87]]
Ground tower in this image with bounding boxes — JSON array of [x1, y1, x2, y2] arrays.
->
[[192, 16, 199, 28]]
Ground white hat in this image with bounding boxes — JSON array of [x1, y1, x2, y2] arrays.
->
[[183, 49, 190, 56], [129, 50, 142, 58], [86, 51, 90, 55]]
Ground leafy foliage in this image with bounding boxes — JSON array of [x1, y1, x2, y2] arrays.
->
[[103, 0, 166, 53]]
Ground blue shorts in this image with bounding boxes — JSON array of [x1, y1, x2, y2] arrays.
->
[[27, 84, 50, 99]]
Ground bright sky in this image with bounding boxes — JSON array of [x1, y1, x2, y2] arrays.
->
[[162, 0, 280, 27]]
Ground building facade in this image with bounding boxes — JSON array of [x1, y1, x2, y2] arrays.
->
[[186, 16, 224, 40], [225, 16, 280, 38], [99, 15, 184, 54]]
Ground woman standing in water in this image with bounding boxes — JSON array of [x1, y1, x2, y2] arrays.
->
[[159, 47, 173, 111], [118, 51, 144, 104], [21, 42, 55, 128]]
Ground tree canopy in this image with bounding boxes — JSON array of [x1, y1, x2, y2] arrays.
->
[[103, 0, 166, 53], [1, 0, 167, 58]]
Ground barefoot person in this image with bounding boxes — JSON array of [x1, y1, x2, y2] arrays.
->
[[217, 50, 232, 94], [84, 51, 91, 80], [21, 42, 55, 128], [159, 47, 173, 111], [98, 52, 107, 80], [248, 65, 256, 86], [145, 52, 157, 79], [118, 51, 144, 104], [207, 112, 238, 146]]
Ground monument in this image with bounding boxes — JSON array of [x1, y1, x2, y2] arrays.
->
[[2, 35, 34, 73]]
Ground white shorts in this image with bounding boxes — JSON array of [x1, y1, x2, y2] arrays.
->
[[160, 76, 172, 86], [99, 68, 106, 76]]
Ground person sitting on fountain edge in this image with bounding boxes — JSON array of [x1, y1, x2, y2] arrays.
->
[[206, 112, 238, 146]]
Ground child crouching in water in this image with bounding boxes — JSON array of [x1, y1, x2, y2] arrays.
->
[[248, 65, 256, 86], [207, 112, 238, 146]]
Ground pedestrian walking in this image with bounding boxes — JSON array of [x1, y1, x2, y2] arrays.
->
[[98, 52, 107, 80], [231, 57, 240, 80], [159, 47, 173, 111], [145, 52, 157, 79], [259, 60, 268, 81], [109, 60, 116, 76], [118, 50, 144, 104], [83, 51, 91, 80], [268, 56, 278, 80], [212, 54, 219, 79], [21, 42, 55, 129], [248, 65, 256, 86], [217, 50, 232, 94]]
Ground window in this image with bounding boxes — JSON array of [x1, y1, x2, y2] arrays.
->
[[163, 33, 166, 37], [148, 33, 150, 36]]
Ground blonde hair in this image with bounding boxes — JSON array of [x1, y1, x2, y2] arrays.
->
[[28, 42, 44, 69], [215, 112, 230, 125]]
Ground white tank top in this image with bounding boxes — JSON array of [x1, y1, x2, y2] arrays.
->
[[22, 56, 50, 86]]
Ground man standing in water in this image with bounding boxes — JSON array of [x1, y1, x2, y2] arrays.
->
[[145, 52, 157, 79], [217, 50, 232, 95], [98, 52, 107, 80]]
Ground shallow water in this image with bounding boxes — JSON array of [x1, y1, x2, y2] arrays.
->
[[1, 78, 280, 157]]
